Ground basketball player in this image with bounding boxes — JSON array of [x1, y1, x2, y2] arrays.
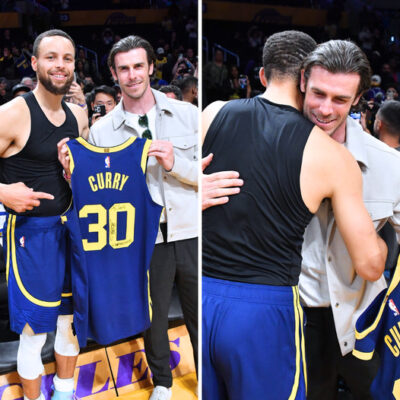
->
[[59, 35, 198, 400], [0, 30, 88, 400], [202, 31, 387, 399]]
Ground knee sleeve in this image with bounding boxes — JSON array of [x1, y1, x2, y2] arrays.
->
[[54, 315, 79, 357], [17, 324, 47, 380]]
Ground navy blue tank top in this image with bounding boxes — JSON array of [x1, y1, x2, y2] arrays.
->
[[202, 97, 314, 286], [0, 92, 79, 216]]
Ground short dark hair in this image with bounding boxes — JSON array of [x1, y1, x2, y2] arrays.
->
[[377, 100, 400, 137], [172, 76, 198, 95], [159, 85, 183, 101], [33, 29, 75, 57], [302, 40, 371, 97], [108, 35, 155, 70], [93, 85, 117, 103], [262, 30, 317, 83]]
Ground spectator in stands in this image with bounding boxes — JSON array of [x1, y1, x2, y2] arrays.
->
[[159, 84, 183, 101], [90, 85, 117, 125], [385, 83, 399, 101], [374, 100, 400, 149], [174, 76, 197, 104], [172, 56, 195, 81], [203, 48, 229, 104], [155, 47, 168, 81], [227, 65, 251, 100], [366, 74, 385, 104], [11, 83, 30, 98], [21, 76, 36, 90], [185, 47, 196, 64], [0, 77, 9, 105], [0, 47, 16, 80]]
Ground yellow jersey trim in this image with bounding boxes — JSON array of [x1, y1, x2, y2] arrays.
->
[[141, 139, 152, 174], [10, 215, 61, 308], [355, 255, 400, 340], [352, 348, 374, 360], [297, 287, 308, 394], [288, 286, 302, 400], [68, 145, 75, 175], [61, 293, 72, 297], [76, 136, 137, 153], [5, 214, 11, 283], [147, 269, 152, 322]]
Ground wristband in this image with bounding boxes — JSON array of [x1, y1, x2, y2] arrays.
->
[[63, 170, 71, 180], [78, 103, 87, 110]]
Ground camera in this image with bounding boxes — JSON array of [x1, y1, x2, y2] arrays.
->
[[239, 75, 247, 89], [93, 104, 106, 116]]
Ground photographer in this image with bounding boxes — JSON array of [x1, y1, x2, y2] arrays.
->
[[172, 55, 195, 80], [228, 65, 251, 100], [90, 85, 117, 126]]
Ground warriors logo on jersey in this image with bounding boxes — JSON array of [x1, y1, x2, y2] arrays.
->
[[63, 136, 162, 345]]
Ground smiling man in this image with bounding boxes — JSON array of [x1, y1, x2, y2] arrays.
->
[[85, 35, 198, 400], [0, 29, 89, 400], [298, 40, 400, 400]]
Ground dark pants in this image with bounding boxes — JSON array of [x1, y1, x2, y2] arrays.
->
[[304, 307, 379, 400], [144, 236, 198, 388]]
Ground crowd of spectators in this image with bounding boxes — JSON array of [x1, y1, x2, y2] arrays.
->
[[0, 2, 198, 125], [203, 0, 400, 111]]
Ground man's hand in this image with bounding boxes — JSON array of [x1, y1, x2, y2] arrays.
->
[[202, 153, 243, 210], [65, 82, 86, 106], [148, 140, 174, 171], [0, 182, 54, 213], [91, 112, 102, 126], [57, 137, 71, 176]]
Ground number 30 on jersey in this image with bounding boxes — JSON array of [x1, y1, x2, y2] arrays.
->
[[79, 202, 135, 251]]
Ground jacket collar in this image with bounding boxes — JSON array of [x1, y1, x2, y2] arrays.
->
[[345, 116, 369, 170], [112, 88, 173, 130]]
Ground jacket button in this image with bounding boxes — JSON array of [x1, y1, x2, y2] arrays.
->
[[328, 256, 332, 262], [335, 302, 339, 308], [344, 341, 347, 347]]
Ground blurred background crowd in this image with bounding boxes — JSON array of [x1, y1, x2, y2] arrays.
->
[[0, 0, 198, 126], [203, 0, 400, 138]]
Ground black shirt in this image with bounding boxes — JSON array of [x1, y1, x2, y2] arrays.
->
[[0, 92, 79, 216], [203, 97, 314, 286]]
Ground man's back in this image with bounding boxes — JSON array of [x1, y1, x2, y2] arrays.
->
[[203, 96, 315, 285]]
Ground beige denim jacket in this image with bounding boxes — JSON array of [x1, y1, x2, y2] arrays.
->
[[299, 116, 400, 355]]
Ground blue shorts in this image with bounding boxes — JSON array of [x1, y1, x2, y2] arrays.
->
[[4, 214, 72, 334], [202, 276, 307, 400]]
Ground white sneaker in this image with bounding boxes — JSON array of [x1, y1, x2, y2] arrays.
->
[[149, 386, 172, 400]]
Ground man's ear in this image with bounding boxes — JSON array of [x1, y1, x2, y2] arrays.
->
[[300, 69, 306, 93], [375, 117, 382, 132], [110, 67, 118, 83], [352, 93, 362, 106], [31, 56, 37, 72], [259, 67, 267, 88], [149, 62, 154, 76]]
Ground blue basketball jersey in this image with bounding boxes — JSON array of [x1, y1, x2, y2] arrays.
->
[[64, 136, 162, 345], [353, 261, 400, 400]]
